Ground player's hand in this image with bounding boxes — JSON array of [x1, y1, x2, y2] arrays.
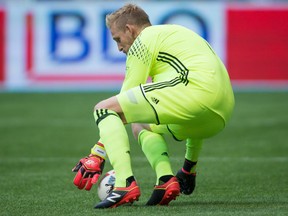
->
[[72, 154, 105, 191]]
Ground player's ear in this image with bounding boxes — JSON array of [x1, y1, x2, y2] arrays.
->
[[125, 24, 133, 33], [125, 24, 137, 37]]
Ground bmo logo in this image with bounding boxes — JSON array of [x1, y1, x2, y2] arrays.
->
[[25, 3, 220, 83], [48, 9, 209, 63]]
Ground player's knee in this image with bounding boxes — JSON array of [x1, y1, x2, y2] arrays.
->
[[93, 96, 121, 113], [94, 96, 127, 124], [132, 124, 141, 139], [132, 123, 150, 139], [94, 100, 106, 111]]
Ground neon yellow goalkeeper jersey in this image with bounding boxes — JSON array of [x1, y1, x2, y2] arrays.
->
[[120, 24, 234, 124]]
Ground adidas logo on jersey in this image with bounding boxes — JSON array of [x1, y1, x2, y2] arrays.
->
[[151, 97, 159, 104]]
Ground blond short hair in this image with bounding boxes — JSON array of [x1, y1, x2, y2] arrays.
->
[[106, 4, 151, 30]]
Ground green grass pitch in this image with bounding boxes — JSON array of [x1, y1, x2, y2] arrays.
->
[[0, 91, 287, 215]]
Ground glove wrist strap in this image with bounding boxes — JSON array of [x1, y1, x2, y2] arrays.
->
[[91, 142, 106, 160]]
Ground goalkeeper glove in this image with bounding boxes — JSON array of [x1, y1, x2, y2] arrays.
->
[[72, 142, 106, 191]]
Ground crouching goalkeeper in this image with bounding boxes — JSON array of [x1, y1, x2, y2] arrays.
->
[[72, 3, 234, 209]]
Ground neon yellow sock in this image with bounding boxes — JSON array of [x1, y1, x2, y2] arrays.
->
[[139, 129, 173, 184], [94, 109, 133, 187], [185, 138, 203, 173]]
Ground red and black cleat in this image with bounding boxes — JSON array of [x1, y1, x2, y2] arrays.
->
[[95, 180, 141, 208], [146, 176, 180, 206], [176, 168, 196, 195]]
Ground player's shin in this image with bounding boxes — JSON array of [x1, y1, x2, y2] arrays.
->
[[94, 109, 134, 187], [175, 138, 202, 195], [184, 138, 202, 173], [139, 129, 180, 205], [138, 129, 173, 184]]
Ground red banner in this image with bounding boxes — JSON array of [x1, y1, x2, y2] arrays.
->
[[0, 9, 5, 83], [227, 8, 288, 81]]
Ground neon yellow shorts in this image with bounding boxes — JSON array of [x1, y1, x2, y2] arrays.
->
[[116, 80, 229, 140]]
